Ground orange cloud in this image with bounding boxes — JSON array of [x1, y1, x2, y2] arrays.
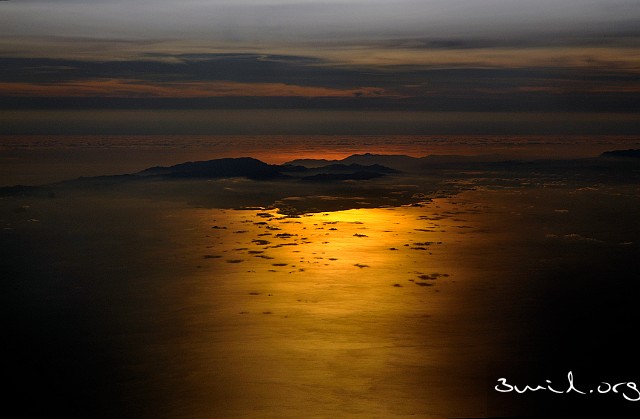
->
[[0, 79, 389, 98]]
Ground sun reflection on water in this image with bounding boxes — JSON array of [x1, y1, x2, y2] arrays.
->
[[170, 200, 489, 418]]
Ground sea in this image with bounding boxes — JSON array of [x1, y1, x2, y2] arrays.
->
[[2, 132, 640, 418]]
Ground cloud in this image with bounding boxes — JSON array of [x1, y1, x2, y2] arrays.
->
[[0, 79, 388, 98], [0, 54, 368, 87], [0, 52, 638, 113], [2, 0, 639, 49]]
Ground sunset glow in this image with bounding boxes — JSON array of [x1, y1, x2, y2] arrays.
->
[[2, 1, 639, 418]]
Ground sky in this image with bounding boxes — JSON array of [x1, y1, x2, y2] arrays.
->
[[0, 0, 639, 134]]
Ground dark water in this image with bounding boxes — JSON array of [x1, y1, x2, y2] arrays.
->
[[1, 136, 640, 418]]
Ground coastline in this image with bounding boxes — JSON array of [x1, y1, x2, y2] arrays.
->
[[3, 170, 639, 417]]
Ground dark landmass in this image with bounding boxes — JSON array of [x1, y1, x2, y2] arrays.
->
[[288, 154, 423, 169], [300, 171, 387, 182], [1, 150, 638, 214], [297, 163, 398, 174], [302, 171, 384, 182], [287, 150, 640, 172], [600, 149, 640, 159], [287, 152, 510, 171], [139, 157, 284, 179], [139, 158, 397, 181]]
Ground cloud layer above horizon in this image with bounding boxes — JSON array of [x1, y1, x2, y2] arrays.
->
[[0, 0, 638, 117]]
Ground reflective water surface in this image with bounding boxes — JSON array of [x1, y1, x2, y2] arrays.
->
[[3, 175, 639, 418]]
